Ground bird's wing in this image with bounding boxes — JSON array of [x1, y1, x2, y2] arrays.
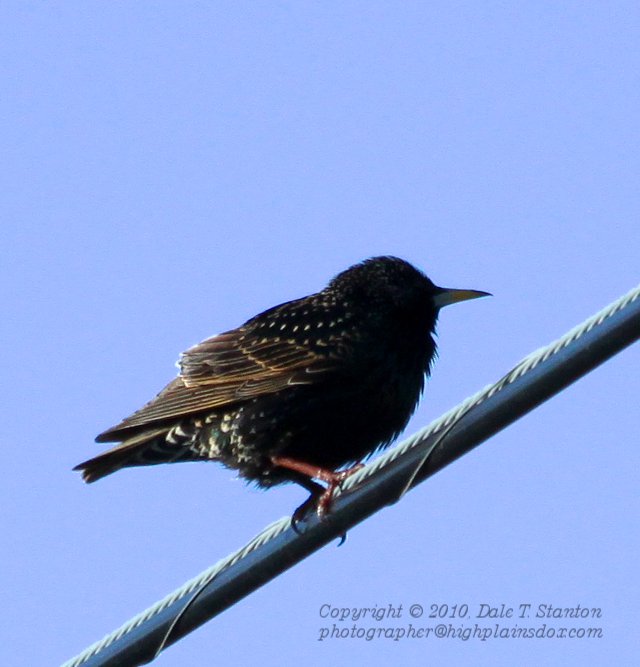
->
[[95, 324, 338, 442]]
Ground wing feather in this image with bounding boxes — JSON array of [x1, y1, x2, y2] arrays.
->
[[96, 322, 338, 442]]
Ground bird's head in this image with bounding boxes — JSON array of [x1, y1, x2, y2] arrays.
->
[[328, 256, 490, 323]]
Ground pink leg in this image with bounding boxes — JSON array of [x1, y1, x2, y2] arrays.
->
[[271, 456, 364, 517]]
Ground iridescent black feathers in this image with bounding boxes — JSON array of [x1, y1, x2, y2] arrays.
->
[[75, 256, 489, 513]]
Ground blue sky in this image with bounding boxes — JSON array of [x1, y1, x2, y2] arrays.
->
[[2, 3, 639, 665]]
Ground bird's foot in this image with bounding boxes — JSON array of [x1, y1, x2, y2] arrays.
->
[[271, 456, 364, 522], [315, 464, 364, 517]]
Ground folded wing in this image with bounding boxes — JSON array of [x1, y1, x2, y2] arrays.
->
[[96, 322, 338, 442]]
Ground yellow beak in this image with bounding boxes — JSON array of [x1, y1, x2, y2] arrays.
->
[[432, 287, 492, 309]]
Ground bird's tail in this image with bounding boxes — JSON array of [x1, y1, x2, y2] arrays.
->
[[73, 427, 181, 483]]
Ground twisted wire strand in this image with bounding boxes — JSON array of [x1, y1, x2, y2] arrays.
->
[[62, 282, 640, 667], [63, 515, 292, 667]]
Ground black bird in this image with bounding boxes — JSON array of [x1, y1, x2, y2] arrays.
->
[[75, 256, 489, 518]]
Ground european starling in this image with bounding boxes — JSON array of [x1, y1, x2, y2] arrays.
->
[[75, 256, 489, 518]]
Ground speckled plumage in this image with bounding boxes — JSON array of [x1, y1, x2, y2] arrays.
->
[[75, 256, 488, 514]]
